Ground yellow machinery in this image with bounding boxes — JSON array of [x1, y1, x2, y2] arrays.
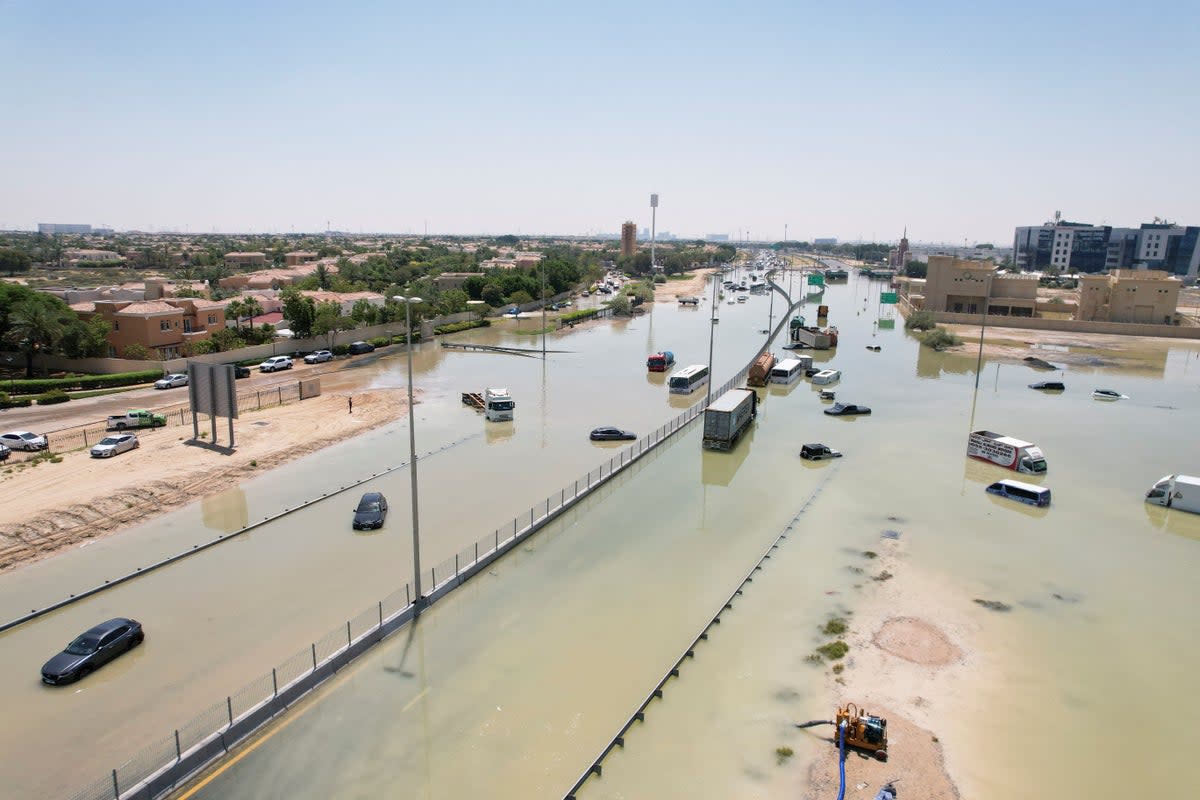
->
[[836, 703, 888, 761]]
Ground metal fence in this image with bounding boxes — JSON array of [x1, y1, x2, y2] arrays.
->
[[65, 297, 799, 800], [6, 381, 304, 463]]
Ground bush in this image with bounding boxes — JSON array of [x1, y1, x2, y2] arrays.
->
[[815, 641, 849, 660], [122, 343, 154, 360], [35, 389, 71, 405], [6, 369, 164, 395], [0, 392, 32, 409], [905, 310, 937, 331], [434, 320, 490, 335], [653, 273, 667, 283], [331, 344, 350, 356], [921, 328, 963, 351], [369, 336, 390, 348]]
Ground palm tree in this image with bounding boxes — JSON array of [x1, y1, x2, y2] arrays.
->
[[225, 299, 245, 330], [241, 297, 263, 330], [10, 303, 66, 377]]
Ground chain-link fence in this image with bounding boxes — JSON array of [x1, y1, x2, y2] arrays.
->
[[64, 298, 798, 800]]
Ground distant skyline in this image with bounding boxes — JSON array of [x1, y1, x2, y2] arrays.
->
[[3, 1, 1197, 244]]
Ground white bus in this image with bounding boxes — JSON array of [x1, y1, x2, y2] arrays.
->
[[769, 358, 804, 385], [668, 364, 710, 394]]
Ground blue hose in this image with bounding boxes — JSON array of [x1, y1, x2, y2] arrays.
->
[[836, 721, 847, 800]]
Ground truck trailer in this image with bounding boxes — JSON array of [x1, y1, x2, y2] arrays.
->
[[746, 351, 777, 387], [702, 388, 757, 451], [1145, 475, 1200, 514], [967, 430, 1047, 474]]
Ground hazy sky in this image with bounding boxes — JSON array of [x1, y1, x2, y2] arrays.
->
[[3, 0, 1197, 243]]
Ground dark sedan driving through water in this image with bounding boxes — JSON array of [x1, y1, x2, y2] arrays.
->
[[41, 618, 144, 685]]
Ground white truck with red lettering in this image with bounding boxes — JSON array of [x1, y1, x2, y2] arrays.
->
[[967, 430, 1047, 474]]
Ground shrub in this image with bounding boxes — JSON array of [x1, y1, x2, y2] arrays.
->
[[35, 389, 71, 405], [905, 310, 937, 331], [653, 273, 667, 284], [0, 393, 32, 409], [122, 343, 154, 360], [369, 336, 390, 348], [6, 369, 163, 395], [821, 618, 848, 636], [921, 328, 962, 351], [434, 320, 490, 335], [331, 344, 350, 356], [815, 641, 849, 660]]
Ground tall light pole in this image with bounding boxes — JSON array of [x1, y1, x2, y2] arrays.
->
[[973, 271, 993, 391], [541, 258, 547, 360], [706, 268, 719, 407], [392, 294, 424, 606], [650, 193, 659, 273]]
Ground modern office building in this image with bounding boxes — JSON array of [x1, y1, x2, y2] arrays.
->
[[620, 221, 636, 257], [38, 223, 92, 235], [1014, 216, 1200, 281]]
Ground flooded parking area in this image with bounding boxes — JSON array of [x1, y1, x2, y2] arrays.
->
[[4, 266, 1200, 798]]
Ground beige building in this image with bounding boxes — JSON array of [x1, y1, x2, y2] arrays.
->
[[433, 272, 484, 290], [218, 262, 337, 290], [920, 255, 1038, 317], [224, 252, 267, 268], [284, 251, 319, 266], [621, 221, 636, 258], [1077, 270, 1180, 324], [299, 290, 385, 316], [64, 249, 126, 265], [72, 298, 227, 359]]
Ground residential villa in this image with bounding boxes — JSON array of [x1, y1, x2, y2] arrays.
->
[[71, 298, 227, 359]]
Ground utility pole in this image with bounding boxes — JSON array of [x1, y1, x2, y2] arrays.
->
[[650, 193, 659, 273]]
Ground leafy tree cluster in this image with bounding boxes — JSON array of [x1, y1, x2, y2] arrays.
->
[[0, 284, 111, 375], [904, 260, 927, 278]]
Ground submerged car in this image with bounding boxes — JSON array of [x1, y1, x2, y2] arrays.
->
[[1093, 389, 1127, 400], [800, 443, 842, 461], [352, 492, 388, 530], [90, 433, 139, 458], [348, 341, 376, 355], [304, 350, 333, 364], [590, 426, 637, 441], [824, 403, 871, 416], [41, 618, 144, 685], [154, 373, 188, 389], [1030, 381, 1066, 391], [0, 431, 48, 451]]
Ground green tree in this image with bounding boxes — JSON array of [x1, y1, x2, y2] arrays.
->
[[481, 285, 504, 307], [437, 289, 469, 315], [241, 296, 264, 330], [9, 302, 67, 376], [312, 301, 353, 346], [606, 293, 631, 315], [904, 260, 927, 278], [60, 316, 111, 358], [122, 342, 152, 360], [225, 299, 245, 330], [0, 247, 32, 276], [281, 289, 316, 338], [507, 290, 533, 305], [350, 298, 378, 325], [208, 328, 243, 352]]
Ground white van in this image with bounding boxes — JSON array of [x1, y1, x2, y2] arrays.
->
[[811, 369, 841, 385]]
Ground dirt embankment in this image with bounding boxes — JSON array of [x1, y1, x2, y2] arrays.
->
[[0, 389, 411, 572], [936, 325, 1196, 372], [652, 268, 718, 303], [798, 537, 973, 800]]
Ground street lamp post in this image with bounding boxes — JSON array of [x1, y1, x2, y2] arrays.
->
[[706, 268, 719, 407], [393, 295, 424, 606], [973, 271, 993, 391]]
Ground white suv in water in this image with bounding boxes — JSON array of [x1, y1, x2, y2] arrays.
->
[[258, 356, 294, 373]]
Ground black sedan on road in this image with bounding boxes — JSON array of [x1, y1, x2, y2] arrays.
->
[[824, 403, 871, 416], [352, 492, 388, 530], [41, 618, 144, 685], [590, 426, 637, 441]]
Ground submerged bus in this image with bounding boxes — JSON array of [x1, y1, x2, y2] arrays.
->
[[668, 364, 710, 394], [985, 479, 1051, 508], [768, 358, 804, 385]]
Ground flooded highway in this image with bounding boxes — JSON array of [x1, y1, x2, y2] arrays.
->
[[5, 264, 1200, 799], [173, 266, 1200, 800]]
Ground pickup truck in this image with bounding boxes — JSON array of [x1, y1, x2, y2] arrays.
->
[[106, 409, 167, 431]]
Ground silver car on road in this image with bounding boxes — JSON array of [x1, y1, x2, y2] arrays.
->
[[90, 433, 140, 458]]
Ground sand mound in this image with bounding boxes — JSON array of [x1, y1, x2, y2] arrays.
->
[[872, 617, 961, 667]]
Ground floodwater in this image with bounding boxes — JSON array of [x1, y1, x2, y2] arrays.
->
[[4, 264, 1200, 799]]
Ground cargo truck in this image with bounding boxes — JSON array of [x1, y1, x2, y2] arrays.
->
[[1145, 475, 1200, 514], [106, 409, 167, 431], [967, 430, 1047, 474], [746, 351, 777, 387], [702, 388, 757, 451], [484, 387, 515, 422], [647, 351, 676, 372], [790, 325, 838, 349]]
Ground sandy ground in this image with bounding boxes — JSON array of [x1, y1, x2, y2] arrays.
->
[[798, 535, 977, 799], [653, 268, 718, 302], [936, 323, 1197, 371], [0, 388, 409, 572]]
